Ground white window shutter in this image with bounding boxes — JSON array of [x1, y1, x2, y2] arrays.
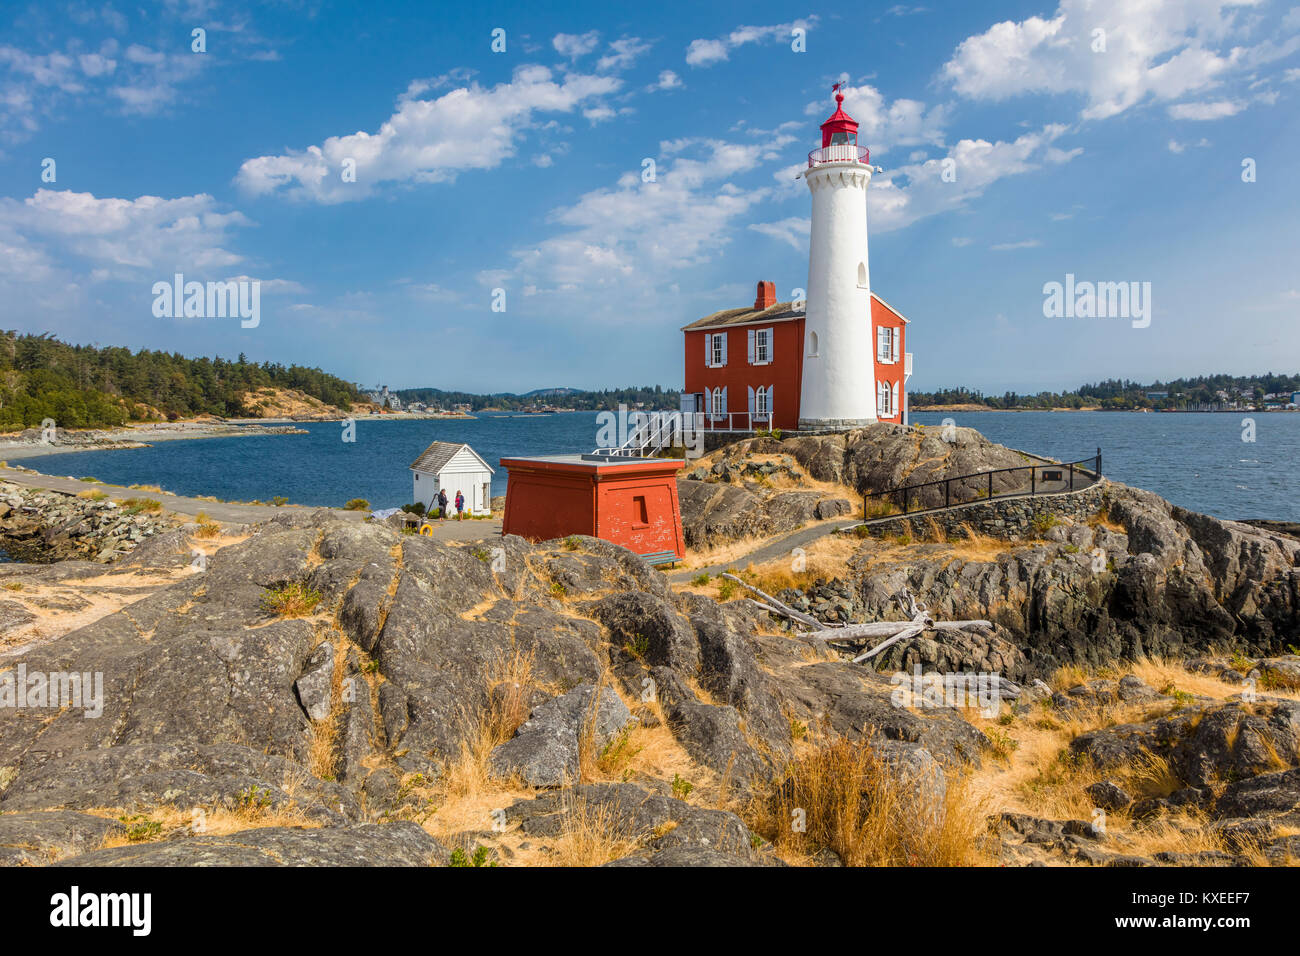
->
[[705, 334, 712, 368], [769, 384, 775, 421], [747, 385, 755, 416], [891, 329, 899, 363], [767, 327, 775, 363], [721, 386, 728, 418], [877, 326, 886, 361], [892, 381, 899, 416], [747, 329, 756, 364], [720, 334, 728, 366]]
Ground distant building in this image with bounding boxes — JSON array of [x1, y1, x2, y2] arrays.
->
[[1145, 391, 1169, 401], [409, 441, 494, 515]]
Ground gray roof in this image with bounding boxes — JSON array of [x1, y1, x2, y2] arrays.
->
[[409, 441, 493, 474]]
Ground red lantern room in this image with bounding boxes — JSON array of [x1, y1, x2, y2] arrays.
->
[[820, 83, 861, 150]]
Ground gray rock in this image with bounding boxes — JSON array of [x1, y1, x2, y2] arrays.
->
[[54, 822, 446, 867], [295, 641, 336, 721], [489, 685, 633, 788]]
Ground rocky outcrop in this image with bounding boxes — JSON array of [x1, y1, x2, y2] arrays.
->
[[0, 482, 178, 563], [814, 484, 1300, 676], [1, 511, 992, 865]]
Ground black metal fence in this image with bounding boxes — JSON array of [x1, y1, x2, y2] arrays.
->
[[863, 448, 1102, 519]]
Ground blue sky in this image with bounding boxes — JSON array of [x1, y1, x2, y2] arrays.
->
[[1, 0, 1297, 394]]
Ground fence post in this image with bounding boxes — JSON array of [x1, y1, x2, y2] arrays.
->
[[1030, 466, 1036, 496], [901, 489, 908, 515], [1069, 462, 1075, 491], [1097, 447, 1102, 478], [988, 471, 993, 501], [945, 479, 950, 509]]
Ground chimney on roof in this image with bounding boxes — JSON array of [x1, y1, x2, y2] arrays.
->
[[754, 280, 776, 310]]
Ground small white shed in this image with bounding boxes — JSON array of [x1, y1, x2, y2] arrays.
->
[[409, 441, 494, 516]]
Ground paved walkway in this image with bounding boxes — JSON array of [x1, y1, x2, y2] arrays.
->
[[665, 479, 1106, 582], [667, 517, 862, 582]]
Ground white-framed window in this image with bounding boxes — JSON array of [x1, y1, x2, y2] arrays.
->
[[748, 327, 773, 365], [877, 326, 898, 363], [755, 385, 769, 420], [877, 381, 894, 417], [711, 387, 725, 419], [807, 330, 819, 357], [707, 332, 727, 367]]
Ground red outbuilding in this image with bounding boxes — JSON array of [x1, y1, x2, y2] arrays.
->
[[499, 454, 686, 561]]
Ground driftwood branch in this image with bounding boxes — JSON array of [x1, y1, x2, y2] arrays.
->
[[735, 576, 991, 667], [724, 574, 823, 629], [852, 623, 926, 663]]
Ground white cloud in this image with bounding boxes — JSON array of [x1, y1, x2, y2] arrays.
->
[[866, 124, 1082, 234], [236, 65, 621, 202], [1167, 136, 1212, 152], [552, 31, 600, 59], [652, 70, 682, 91], [597, 37, 651, 72], [494, 139, 787, 309], [0, 189, 251, 282], [1167, 98, 1243, 119], [0, 35, 213, 140], [989, 239, 1042, 250], [685, 18, 817, 67], [749, 216, 809, 250], [941, 0, 1294, 120], [951, 236, 974, 246]]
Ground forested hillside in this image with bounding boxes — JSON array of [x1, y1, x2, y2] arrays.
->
[[0, 331, 362, 429]]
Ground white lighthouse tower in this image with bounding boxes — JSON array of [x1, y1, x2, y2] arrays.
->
[[798, 86, 877, 430]]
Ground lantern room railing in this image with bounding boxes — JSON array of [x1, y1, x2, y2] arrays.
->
[[808, 144, 870, 167]]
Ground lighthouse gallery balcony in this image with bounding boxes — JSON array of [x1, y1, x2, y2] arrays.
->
[[807, 144, 870, 167]]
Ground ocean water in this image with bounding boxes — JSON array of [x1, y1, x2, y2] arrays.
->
[[15, 410, 1300, 521]]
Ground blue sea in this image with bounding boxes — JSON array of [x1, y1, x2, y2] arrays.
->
[[15, 410, 1300, 521]]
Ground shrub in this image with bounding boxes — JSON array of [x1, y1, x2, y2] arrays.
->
[[449, 845, 497, 868], [118, 814, 162, 844], [272, 496, 289, 507], [671, 774, 694, 800], [401, 502, 426, 516], [261, 582, 322, 618], [193, 511, 221, 538], [121, 497, 162, 514], [343, 498, 370, 511]]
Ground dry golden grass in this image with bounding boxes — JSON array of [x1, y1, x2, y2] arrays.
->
[[750, 732, 990, 866], [547, 797, 644, 866], [93, 799, 318, 851], [965, 656, 1300, 865], [192, 511, 222, 539], [261, 581, 323, 618]]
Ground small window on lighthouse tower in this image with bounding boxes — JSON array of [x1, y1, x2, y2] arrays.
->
[[829, 131, 855, 146], [807, 330, 819, 357], [857, 262, 867, 288]]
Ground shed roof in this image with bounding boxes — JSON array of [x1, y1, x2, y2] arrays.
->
[[409, 441, 493, 474]]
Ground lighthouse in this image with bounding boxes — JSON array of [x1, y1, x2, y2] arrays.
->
[[798, 86, 878, 430]]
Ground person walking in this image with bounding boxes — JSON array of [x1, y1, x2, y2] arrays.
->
[[437, 488, 448, 521], [455, 490, 465, 521]]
